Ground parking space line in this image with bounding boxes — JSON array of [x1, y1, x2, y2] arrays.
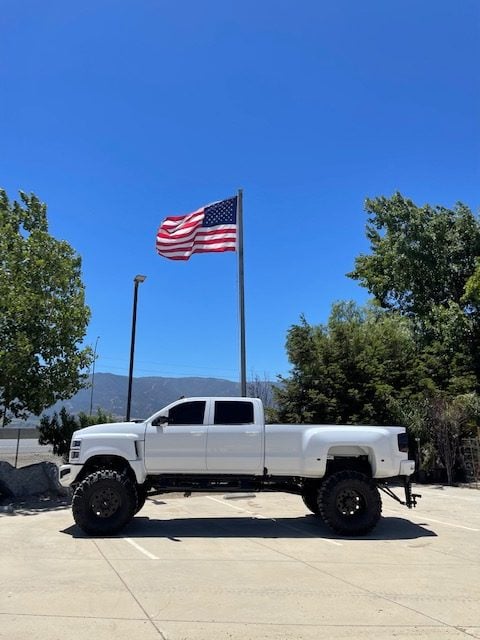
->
[[206, 495, 270, 519], [124, 537, 159, 559], [205, 496, 343, 545], [383, 509, 480, 532], [206, 496, 256, 512]]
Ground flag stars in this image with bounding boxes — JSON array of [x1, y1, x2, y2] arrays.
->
[[203, 197, 237, 228]]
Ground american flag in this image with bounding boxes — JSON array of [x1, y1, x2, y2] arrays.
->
[[156, 196, 237, 261]]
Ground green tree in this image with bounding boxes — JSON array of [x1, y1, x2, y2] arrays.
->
[[39, 407, 116, 462], [273, 302, 422, 425], [392, 393, 479, 484], [349, 193, 480, 315], [348, 192, 480, 393], [463, 259, 480, 307], [274, 193, 480, 480], [0, 189, 93, 425]]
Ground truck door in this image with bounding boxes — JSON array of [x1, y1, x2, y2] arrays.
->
[[206, 400, 263, 474], [144, 400, 207, 472]]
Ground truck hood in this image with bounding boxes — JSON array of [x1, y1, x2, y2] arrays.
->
[[73, 421, 147, 440]]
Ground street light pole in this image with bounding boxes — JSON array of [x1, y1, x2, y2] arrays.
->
[[126, 275, 146, 421], [89, 336, 100, 416]]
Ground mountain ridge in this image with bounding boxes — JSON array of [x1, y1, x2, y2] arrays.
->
[[58, 372, 243, 420], [7, 372, 276, 428]]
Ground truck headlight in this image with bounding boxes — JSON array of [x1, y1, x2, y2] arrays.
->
[[70, 439, 81, 462]]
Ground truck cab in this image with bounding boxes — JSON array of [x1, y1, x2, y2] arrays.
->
[[145, 397, 264, 474]]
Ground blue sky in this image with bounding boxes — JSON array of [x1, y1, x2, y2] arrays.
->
[[1, 1, 479, 382]]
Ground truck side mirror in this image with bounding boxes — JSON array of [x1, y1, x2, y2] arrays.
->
[[152, 414, 169, 427]]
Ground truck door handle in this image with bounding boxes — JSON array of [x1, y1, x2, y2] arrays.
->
[[245, 431, 259, 436], [190, 432, 203, 436]]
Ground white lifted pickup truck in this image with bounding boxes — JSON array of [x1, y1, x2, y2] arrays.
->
[[60, 396, 420, 536]]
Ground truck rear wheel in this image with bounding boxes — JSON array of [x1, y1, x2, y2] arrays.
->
[[318, 470, 381, 536], [301, 488, 321, 515], [72, 469, 137, 535]]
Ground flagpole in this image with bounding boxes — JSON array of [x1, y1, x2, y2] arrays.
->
[[237, 188, 247, 397]]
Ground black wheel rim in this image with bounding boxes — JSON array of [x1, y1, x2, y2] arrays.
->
[[90, 487, 121, 518], [335, 488, 365, 517]]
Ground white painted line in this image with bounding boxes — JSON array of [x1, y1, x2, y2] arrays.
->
[[207, 496, 248, 511], [206, 496, 270, 521], [124, 538, 159, 559], [383, 509, 480, 532], [206, 496, 343, 545]]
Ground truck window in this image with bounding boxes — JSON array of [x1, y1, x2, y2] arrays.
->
[[169, 401, 206, 425], [214, 401, 254, 425]]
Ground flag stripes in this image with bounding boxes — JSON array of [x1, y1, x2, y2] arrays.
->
[[156, 197, 237, 261]]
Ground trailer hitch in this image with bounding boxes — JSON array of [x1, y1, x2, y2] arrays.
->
[[378, 477, 421, 509]]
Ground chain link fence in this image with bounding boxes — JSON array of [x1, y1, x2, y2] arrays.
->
[[461, 438, 480, 486]]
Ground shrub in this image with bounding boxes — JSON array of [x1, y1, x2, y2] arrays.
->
[[38, 407, 116, 462]]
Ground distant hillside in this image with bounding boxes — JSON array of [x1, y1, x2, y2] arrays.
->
[[5, 373, 277, 428], [50, 372, 242, 420]]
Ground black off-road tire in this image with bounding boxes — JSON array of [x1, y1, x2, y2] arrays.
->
[[72, 469, 137, 535], [318, 470, 381, 536], [134, 483, 148, 514], [301, 488, 321, 515]]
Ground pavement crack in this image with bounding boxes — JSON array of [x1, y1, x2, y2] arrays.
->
[[92, 540, 168, 640], [245, 536, 468, 633]]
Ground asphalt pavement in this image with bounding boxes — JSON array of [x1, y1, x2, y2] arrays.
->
[[1, 485, 479, 640]]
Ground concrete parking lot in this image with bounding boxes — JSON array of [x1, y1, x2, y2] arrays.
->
[[1, 485, 479, 640]]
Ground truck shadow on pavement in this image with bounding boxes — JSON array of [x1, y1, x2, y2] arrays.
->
[[61, 514, 437, 541]]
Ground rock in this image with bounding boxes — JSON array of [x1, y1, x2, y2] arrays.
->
[[0, 461, 68, 498], [0, 504, 14, 513]]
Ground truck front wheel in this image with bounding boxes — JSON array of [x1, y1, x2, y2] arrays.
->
[[318, 470, 381, 536], [135, 483, 148, 514], [72, 469, 137, 535]]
